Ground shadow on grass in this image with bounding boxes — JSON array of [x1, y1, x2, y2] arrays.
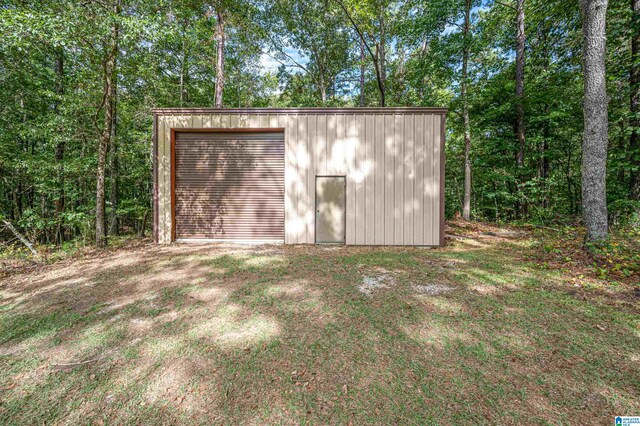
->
[[0, 240, 638, 424]]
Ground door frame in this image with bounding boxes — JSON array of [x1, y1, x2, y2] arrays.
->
[[314, 175, 347, 244], [170, 127, 285, 242]]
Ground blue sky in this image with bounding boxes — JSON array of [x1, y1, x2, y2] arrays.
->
[[259, 47, 308, 75]]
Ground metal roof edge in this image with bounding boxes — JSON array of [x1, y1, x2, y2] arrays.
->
[[152, 107, 448, 115]]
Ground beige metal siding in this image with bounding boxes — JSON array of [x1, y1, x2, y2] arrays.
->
[[154, 109, 445, 246]]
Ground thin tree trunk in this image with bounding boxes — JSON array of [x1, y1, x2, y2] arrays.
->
[[180, 37, 186, 107], [566, 144, 576, 215], [630, 0, 640, 199], [2, 220, 39, 259], [462, 0, 472, 221], [320, 73, 327, 104], [542, 104, 550, 207], [360, 38, 365, 106], [580, 0, 609, 241], [139, 209, 149, 238], [214, 9, 225, 108], [108, 82, 119, 237], [96, 1, 119, 248], [515, 0, 526, 167], [335, 0, 385, 106], [541, 27, 550, 208], [379, 3, 386, 103], [54, 50, 65, 245]]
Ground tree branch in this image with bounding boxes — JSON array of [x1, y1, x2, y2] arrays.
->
[[494, 1, 517, 11], [2, 220, 39, 259], [265, 33, 310, 73], [334, 0, 385, 105]]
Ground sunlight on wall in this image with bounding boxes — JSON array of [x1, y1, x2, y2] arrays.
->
[[157, 112, 443, 245]]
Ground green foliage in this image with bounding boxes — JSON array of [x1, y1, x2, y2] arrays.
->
[[0, 0, 638, 249]]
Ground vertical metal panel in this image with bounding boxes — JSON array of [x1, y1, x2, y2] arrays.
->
[[384, 114, 394, 245], [364, 114, 375, 245], [157, 115, 165, 243], [414, 114, 425, 245], [432, 115, 441, 245], [355, 114, 365, 245], [374, 116, 385, 245], [394, 114, 404, 245], [152, 114, 158, 243], [316, 114, 327, 174], [424, 115, 435, 244], [335, 114, 345, 174], [285, 114, 297, 243], [440, 115, 446, 246], [326, 114, 336, 174], [404, 115, 415, 245], [160, 115, 172, 243], [307, 114, 317, 243], [297, 115, 309, 243], [345, 114, 356, 245]]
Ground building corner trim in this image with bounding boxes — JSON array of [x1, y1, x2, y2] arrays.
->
[[440, 114, 446, 246]]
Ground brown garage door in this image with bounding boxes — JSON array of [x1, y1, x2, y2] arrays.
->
[[173, 130, 284, 240]]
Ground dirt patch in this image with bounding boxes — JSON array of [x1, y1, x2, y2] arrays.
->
[[412, 284, 454, 295], [358, 274, 395, 296]]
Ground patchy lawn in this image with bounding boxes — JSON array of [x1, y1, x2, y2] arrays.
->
[[0, 227, 638, 425]]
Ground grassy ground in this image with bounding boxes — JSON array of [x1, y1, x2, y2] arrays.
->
[[0, 224, 638, 425]]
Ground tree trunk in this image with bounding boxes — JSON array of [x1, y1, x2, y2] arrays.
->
[[462, 0, 472, 221], [2, 220, 39, 259], [515, 0, 526, 167], [541, 28, 551, 208], [378, 3, 386, 105], [54, 50, 65, 245], [541, 104, 550, 208], [319, 72, 327, 104], [108, 81, 119, 237], [139, 209, 149, 238], [96, 1, 119, 248], [360, 38, 365, 107], [180, 37, 187, 107], [630, 0, 640, 199], [580, 0, 609, 241], [335, 0, 385, 106], [214, 9, 225, 108]]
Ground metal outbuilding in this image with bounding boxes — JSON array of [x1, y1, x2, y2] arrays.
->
[[152, 108, 446, 246]]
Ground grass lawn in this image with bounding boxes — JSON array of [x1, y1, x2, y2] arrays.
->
[[0, 224, 638, 424]]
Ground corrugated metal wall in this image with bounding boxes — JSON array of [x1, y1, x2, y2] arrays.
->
[[154, 108, 446, 246], [174, 131, 285, 240]]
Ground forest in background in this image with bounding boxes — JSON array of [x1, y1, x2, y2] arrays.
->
[[0, 0, 638, 250]]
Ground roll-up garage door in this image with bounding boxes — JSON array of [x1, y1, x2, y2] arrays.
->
[[173, 131, 284, 241]]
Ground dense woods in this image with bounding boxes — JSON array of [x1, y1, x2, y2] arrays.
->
[[0, 0, 638, 249]]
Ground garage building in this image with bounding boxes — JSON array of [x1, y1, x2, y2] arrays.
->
[[152, 108, 446, 246]]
